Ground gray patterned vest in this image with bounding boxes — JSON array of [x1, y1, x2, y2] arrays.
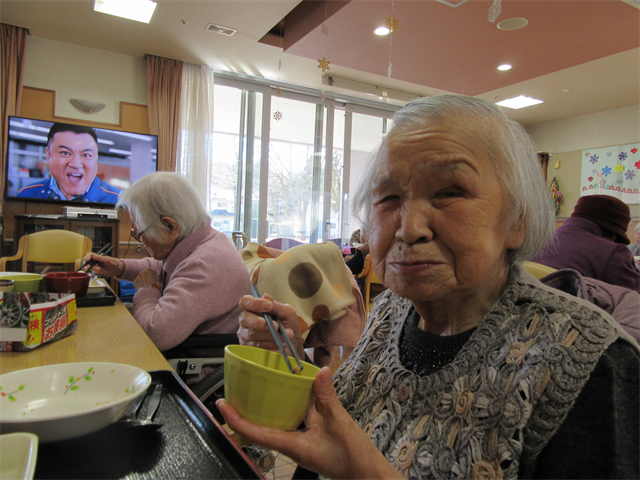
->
[[334, 267, 621, 479]]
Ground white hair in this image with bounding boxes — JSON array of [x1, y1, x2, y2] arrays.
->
[[635, 222, 640, 233], [117, 172, 210, 242], [352, 94, 555, 265]]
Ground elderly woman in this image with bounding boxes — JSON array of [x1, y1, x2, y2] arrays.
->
[[86, 172, 251, 353], [217, 96, 639, 479], [629, 222, 640, 256]]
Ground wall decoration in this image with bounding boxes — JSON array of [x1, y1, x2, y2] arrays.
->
[[549, 177, 563, 216], [581, 142, 640, 204]]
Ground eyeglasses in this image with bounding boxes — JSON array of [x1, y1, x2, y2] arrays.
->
[[130, 226, 148, 242]]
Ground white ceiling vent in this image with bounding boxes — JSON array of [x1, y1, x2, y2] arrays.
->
[[205, 23, 236, 36], [619, 0, 640, 9]]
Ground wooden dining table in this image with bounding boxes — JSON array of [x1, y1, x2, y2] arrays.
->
[[0, 300, 173, 375]]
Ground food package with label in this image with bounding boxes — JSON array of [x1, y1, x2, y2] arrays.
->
[[0, 292, 78, 352]]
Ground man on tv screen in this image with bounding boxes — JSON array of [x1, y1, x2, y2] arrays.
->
[[16, 123, 121, 203]]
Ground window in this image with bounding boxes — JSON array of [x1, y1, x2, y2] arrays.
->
[[211, 73, 397, 245]]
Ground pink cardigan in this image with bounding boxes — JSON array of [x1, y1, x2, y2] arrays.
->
[[120, 224, 251, 351]]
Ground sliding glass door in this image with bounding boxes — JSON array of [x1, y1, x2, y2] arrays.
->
[[211, 75, 396, 247]]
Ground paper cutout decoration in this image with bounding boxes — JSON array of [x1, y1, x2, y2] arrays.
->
[[318, 57, 331, 72], [550, 177, 563, 216]]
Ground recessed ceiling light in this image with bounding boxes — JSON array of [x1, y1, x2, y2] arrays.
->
[[496, 95, 543, 109], [497, 64, 512, 71], [496, 17, 528, 31], [375, 26, 390, 36], [94, 0, 157, 24]]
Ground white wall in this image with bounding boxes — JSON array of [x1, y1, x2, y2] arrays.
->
[[526, 104, 640, 153], [23, 36, 147, 125]]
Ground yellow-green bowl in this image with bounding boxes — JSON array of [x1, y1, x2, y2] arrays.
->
[[0, 273, 43, 293], [224, 345, 320, 431]]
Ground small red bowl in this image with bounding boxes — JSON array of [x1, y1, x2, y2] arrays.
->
[[43, 272, 91, 297]]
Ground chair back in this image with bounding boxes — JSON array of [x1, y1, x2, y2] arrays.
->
[[1, 230, 93, 272], [362, 255, 386, 313], [264, 237, 303, 251], [522, 261, 557, 280]]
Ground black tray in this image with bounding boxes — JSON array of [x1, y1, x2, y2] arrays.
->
[[34, 370, 263, 479], [76, 288, 117, 308]]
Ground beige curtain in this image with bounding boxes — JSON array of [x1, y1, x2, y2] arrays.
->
[[176, 63, 215, 214], [0, 23, 28, 214], [146, 55, 183, 172]]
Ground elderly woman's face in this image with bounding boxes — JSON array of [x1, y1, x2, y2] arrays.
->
[[132, 216, 180, 261], [368, 117, 525, 308]]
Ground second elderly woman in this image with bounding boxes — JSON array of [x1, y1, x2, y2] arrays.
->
[[86, 172, 251, 355], [218, 95, 639, 479]]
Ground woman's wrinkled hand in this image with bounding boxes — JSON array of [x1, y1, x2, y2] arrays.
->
[[237, 294, 304, 359], [82, 252, 124, 277], [133, 269, 161, 291], [216, 367, 403, 480]]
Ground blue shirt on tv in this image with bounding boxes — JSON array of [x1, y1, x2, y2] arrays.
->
[[16, 177, 121, 203]]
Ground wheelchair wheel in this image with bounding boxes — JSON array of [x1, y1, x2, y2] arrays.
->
[[191, 365, 280, 477], [191, 365, 226, 424]]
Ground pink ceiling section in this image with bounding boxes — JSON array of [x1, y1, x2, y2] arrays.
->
[[284, 0, 640, 96]]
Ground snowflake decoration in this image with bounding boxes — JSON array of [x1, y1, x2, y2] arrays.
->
[[278, 59, 282, 71], [592, 169, 598, 174], [587, 176, 594, 182], [386, 15, 399, 33], [388, 62, 393, 79], [589, 154, 599, 164], [625, 169, 636, 181], [631, 148, 638, 154], [619, 152, 628, 161], [318, 57, 331, 72], [635, 160, 640, 170], [488, 0, 502, 23], [322, 24, 329, 37], [614, 164, 625, 173], [273, 110, 283, 121], [602, 166, 612, 176], [276, 87, 281, 97], [616, 179, 624, 185], [606, 151, 612, 157]]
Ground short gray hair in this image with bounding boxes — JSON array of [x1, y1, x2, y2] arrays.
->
[[117, 172, 210, 243], [352, 94, 555, 265], [635, 222, 640, 233]]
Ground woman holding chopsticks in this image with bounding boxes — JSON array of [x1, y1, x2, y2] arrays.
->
[[218, 95, 639, 479], [84, 172, 251, 379]]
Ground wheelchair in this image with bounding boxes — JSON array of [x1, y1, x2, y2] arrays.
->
[[163, 333, 281, 475]]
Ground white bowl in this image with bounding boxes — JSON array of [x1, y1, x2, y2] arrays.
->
[[0, 362, 151, 443], [0, 432, 38, 480], [87, 277, 108, 295]]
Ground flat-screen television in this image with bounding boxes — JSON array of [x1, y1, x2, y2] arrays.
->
[[4, 116, 158, 207]]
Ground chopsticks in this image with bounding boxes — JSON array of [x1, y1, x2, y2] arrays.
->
[[251, 284, 304, 374], [77, 243, 114, 273]]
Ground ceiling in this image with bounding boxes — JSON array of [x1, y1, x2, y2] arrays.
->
[[1, 0, 639, 126]]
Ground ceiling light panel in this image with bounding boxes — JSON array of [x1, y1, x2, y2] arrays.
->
[[94, 0, 157, 24], [496, 95, 543, 109]]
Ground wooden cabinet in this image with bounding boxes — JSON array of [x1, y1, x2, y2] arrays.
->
[[14, 215, 120, 258]]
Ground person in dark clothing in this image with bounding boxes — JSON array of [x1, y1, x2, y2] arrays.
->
[[533, 194, 639, 292]]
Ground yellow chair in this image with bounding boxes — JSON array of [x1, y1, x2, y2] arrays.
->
[[522, 261, 557, 280], [0, 230, 93, 272], [358, 255, 386, 313]]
